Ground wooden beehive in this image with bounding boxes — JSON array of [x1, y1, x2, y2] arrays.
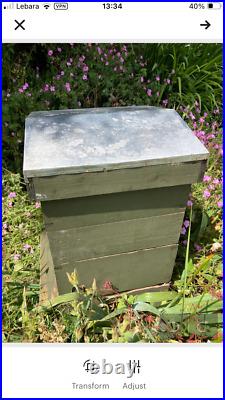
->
[[23, 106, 208, 299]]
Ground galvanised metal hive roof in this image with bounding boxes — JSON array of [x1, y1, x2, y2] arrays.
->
[[23, 106, 209, 179]]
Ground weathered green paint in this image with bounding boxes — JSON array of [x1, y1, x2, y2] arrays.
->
[[33, 160, 206, 201], [53, 244, 178, 294], [47, 212, 184, 263], [40, 231, 58, 302], [39, 230, 171, 301], [43, 185, 190, 230]]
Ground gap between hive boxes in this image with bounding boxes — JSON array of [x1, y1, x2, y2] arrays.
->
[[40, 231, 170, 304]]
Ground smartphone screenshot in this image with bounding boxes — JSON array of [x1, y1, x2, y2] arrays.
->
[[2, 1, 223, 398]]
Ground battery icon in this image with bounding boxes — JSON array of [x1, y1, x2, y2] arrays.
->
[[207, 3, 221, 9]]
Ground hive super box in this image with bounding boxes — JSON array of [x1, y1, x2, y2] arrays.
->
[[23, 106, 208, 300]]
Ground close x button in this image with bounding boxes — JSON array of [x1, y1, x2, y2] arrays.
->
[[14, 20, 25, 30]]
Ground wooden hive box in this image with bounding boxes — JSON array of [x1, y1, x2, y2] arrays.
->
[[23, 106, 209, 299]]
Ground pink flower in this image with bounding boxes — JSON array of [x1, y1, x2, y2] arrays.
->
[[44, 84, 49, 92], [35, 202, 41, 209], [140, 76, 144, 83], [65, 82, 71, 92], [162, 99, 168, 106], [217, 201, 223, 208], [83, 65, 89, 72], [23, 244, 32, 251], [156, 76, 160, 82], [3, 223, 7, 229], [97, 47, 102, 55], [147, 89, 152, 97], [60, 71, 65, 76], [79, 55, 85, 62], [57, 47, 62, 52], [199, 117, 205, 123], [14, 254, 21, 261], [48, 50, 53, 56], [213, 178, 220, 185], [82, 74, 88, 81], [23, 83, 29, 90], [203, 175, 211, 183], [187, 200, 193, 207], [18, 88, 24, 93], [50, 86, 55, 92], [8, 192, 16, 198], [66, 62, 72, 67], [8, 202, 13, 208], [203, 189, 211, 199], [105, 61, 109, 66], [166, 78, 171, 84]]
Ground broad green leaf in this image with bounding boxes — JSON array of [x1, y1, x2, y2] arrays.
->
[[133, 302, 161, 316], [134, 291, 177, 304]]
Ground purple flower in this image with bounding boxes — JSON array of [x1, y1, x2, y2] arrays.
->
[[183, 220, 190, 228], [217, 200, 223, 208], [189, 112, 195, 121], [187, 200, 193, 207], [50, 86, 55, 92], [203, 175, 211, 183], [147, 89, 152, 97], [14, 254, 21, 261], [35, 202, 41, 209], [203, 189, 211, 199], [181, 227, 186, 235], [199, 117, 205, 124], [97, 47, 102, 55], [82, 74, 88, 81], [140, 76, 144, 83], [48, 50, 53, 56], [8, 192, 16, 199], [18, 88, 24, 93], [105, 61, 109, 66], [57, 47, 62, 52], [213, 178, 220, 185], [194, 243, 202, 252], [79, 55, 85, 62], [155, 76, 160, 82], [8, 202, 13, 208], [162, 99, 168, 106], [66, 62, 72, 67], [60, 71, 65, 76], [166, 78, 171, 84]]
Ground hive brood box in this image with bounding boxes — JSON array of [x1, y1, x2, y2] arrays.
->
[[23, 106, 209, 299]]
